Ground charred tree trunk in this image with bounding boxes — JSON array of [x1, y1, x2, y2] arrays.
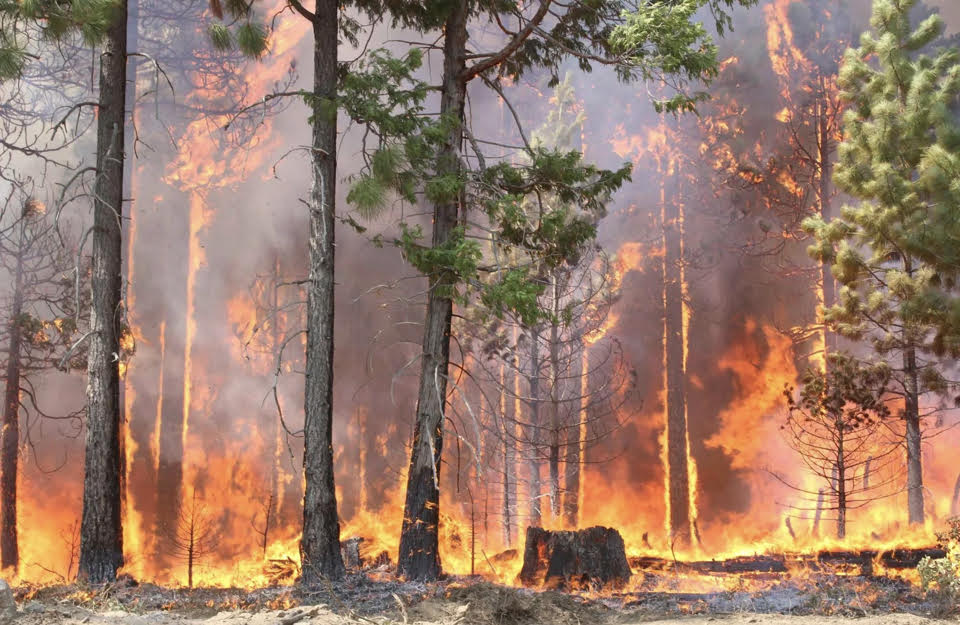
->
[[519, 526, 631, 589], [79, 0, 128, 582], [663, 178, 691, 548], [527, 326, 542, 527], [0, 217, 25, 570], [397, 0, 467, 582], [300, 0, 345, 583], [903, 342, 924, 524]]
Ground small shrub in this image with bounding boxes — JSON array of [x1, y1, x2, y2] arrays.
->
[[918, 517, 960, 617]]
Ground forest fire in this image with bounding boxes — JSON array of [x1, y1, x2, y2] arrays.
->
[[2, 1, 960, 623]]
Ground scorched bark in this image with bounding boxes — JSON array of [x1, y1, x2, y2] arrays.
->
[[397, 0, 468, 582], [79, 0, 127, 583], [299, 0, 345, 583], [0, 217, 25, 570]]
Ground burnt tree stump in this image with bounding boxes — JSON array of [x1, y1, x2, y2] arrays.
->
[[518, 526, 631, 589]]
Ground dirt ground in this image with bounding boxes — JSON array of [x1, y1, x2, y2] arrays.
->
[[9, 603, 959, 625], [9, 580, 960, 625]]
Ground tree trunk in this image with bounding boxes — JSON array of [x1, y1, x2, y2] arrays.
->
[[951, 471, 960, 517], [269, 254, 283, 528], [397, 0, 468, 582], [548, 273, 562, 521], [817, 72, 836, 363], [300, 0, 345, 583], [0, 218, 25, 570], [562, 346, 585, 527], [78, 0, 128, 583], [499, 362, 514, 546], [903, 342, 924, 524], [663, 175, 691, 548], [836, 435, 846, 540], [527, 326, 542, 527], [813, 488, 824, 536]]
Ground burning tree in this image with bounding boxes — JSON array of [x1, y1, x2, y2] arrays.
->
[[0, 195, 88, 572], [782, 352, 894, 539], [804, 0, 960, 525]]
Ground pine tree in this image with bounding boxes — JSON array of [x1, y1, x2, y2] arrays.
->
[[803, 0, 960, 525], [783, 352, 894, 539]]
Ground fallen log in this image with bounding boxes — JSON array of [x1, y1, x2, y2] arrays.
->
[[518, 526, 632, 589], [626, 546, 944, 577], [879, 547, 947, 569]]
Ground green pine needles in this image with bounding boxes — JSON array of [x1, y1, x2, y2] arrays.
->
[[0, 0, 120, 80], [804, 0, 960, 378]]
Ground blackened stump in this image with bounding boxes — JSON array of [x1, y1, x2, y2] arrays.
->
[[518, 526, 631, 589]]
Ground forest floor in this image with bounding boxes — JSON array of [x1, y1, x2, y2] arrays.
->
[[10, 575, 958, 625]]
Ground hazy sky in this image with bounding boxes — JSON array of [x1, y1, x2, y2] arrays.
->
[[928, 0, 960, 33]]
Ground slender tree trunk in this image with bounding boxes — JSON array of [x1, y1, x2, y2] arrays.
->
[[836, 436, 846, 539], [548, 273, 562, 521], [817, 73, 836, 363], [562, 345, 584, 527], [527, 327, 542, 527], [951, 471, 960, 517], [499, 362, 513, 546], [79, 0, 127, 583], [903, 342, 924, 524], [663, 169, 690, 548], [813, 488, 824, 536], [397, 0, 468, 582], [269, 254, 283, 526], [1, 219, 25, 570], [300, 0, 345, 583]]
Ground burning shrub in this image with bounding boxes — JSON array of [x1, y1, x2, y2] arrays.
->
[[918, 517, 960, 616]]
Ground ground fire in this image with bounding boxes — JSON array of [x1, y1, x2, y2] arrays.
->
[[1, 0, 960, 623]]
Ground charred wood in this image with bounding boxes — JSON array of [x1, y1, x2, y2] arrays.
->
[[518, 526, 631, 589]]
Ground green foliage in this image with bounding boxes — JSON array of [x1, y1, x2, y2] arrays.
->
[[0, 0, 120, 80], [207, 23, 232, 52], [204, 0, 267, 59], [919, 517, 960, 617], [784, 352, 891, 426], [397, 224, 481, 303], [235, 22, 267, 59], [803, 0, 959, 387], [610, 0, 721, 113], [479, 269, 545, 327]]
